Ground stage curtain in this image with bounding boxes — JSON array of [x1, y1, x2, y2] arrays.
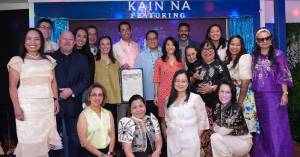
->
[[228, 15, 253, 54], [40, 17, 68, 43]]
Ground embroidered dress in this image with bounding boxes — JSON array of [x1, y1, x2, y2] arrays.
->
[[153, 57, 185, 117], [7, 56, 62, 157], [251, 50, 294, 157], [164, 93, 209, 157], [224, 54, 259, 133], [118, 113, 161, 154]]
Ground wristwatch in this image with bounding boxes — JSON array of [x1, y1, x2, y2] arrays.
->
[[107, 152, 114, 155], [54, 98, 60, 101], [211, 85, 214, 92]]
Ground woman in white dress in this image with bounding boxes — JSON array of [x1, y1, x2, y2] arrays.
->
[[8, 28, 62, 157], [165, 70, 209, 157]]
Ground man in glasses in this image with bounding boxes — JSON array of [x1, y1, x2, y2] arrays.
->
[[177, 22, 200, 64], [37, 18, 59, 53], [134, 30, 162, 118], [86, 25, 98, 56]]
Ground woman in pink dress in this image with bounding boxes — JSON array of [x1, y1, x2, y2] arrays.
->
[[153, 37, 185, 141]]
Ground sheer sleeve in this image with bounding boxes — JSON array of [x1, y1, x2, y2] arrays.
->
[[46, 55, 57, 69], [118, 117, 135, 143], [150, 113, 161, 134], [153, 58, 161, 82], [164, 96, 171, 126], [239, 54, 252, 80], [7, 56, 23, 73], [219, 50, 227, 62], [193, 95, 209, 130], [276, 50, 293, 87]]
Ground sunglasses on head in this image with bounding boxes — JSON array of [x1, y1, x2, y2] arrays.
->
[[257, 36, 272, 43]]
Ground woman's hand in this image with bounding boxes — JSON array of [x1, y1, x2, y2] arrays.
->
[[14, 106, 24, 121], [54, 100, 60, 115], [152, 150, 160, 157], [197, 84, 212, 94], [192, 70, 200, 80], [154, 95, 159, 106], [280, 93, 288, 106]]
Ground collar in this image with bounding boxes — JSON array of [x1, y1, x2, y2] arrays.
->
[[120, 38, 132, 45], [147, 46, 162, 54], [178, 39, 189, 46], [131, 115, 149, 122], [45, 39, 51, 45], [85, 105, 107, 114], [221, 102, 232, 112]]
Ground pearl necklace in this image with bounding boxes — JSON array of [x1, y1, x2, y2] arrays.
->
[[26, 53, 40, 58]]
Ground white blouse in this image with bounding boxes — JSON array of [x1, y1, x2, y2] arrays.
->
[[164, 93, 209, 139]]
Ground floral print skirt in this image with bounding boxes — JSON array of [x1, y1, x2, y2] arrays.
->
[[236, 82, 260, 133]]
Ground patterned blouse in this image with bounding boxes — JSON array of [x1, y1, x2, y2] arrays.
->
[[118, 113, 161, 153], [213, 101, 249, 136]]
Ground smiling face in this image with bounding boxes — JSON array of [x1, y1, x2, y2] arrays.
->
[[201, 43, 215, 63], [75, 29, 87, 48], [89, 87, 103, 107], [130, 99, 146, 119], [218, 84, 232, 105], [88, 28, 97, 46], [24, 30, 41, 53], [99, 38, 111, 54], [166, 40, 175, 55], [146, 32, 159, 50], [186, 47, 197, 63], [256, 32, 272, 49], [229, 38, 241, 56], [178, 26, 190, 41], [174, 73, 189, 92], [37, 22, 52, 40], [208, 26, 221, 42], [119, 24, 132, 42], [58, 31, 75, 51]]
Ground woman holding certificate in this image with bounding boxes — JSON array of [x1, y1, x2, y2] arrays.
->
[[153, 37, 185, 141]]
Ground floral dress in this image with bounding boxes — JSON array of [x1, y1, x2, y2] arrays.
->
[[226, 54, 259, 133]]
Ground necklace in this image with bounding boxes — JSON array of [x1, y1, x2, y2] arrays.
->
[[26, 52, 40, 58]]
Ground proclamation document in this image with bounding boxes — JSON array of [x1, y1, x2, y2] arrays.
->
[[121, 69, 144, 103]]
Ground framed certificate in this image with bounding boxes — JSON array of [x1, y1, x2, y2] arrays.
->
[[121, 68, 144, 103]]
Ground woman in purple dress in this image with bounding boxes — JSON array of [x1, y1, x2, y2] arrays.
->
[[251, 27, 294, 157]]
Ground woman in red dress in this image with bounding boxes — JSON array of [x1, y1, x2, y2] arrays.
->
[[153, 37, 185, 141]]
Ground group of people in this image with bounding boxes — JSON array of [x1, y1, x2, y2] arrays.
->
[[7, 17, 295, 157]]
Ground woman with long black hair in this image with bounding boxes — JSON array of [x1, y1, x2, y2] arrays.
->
[[205, 24, 227, 57]]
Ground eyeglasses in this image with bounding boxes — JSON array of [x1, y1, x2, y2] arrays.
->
[[39, 25, 52, 30], [257, 36, 272, 43], [90, 93, 103, 97], [146, 38, 158, 41], [202, 47, 214, 53], [219, 90, 231, 95]]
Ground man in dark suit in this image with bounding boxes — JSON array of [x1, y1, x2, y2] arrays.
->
[[177, 22, 201, 64], [48, 31, 90, 157]]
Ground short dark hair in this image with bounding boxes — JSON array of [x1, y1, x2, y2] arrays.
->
[[146, 30, 158, 39], [216, 80, 237, 104], [86, 25, 98, 35], [197, 39, 219, 60], [85, 82, 108, 107], [118, 21, 131, 33], [37, 18, 53, 28], [128, 95, 145, 112], [178, 22, 190, 32]]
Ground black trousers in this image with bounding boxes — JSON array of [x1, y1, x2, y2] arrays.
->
[[103, 103, 118, 143], [79, 146, 108, 157]]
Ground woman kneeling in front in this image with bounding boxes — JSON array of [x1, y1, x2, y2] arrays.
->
[[77, 83, 115, 157], [211, 80, 253, 157], [165, 70, 209, 157], [118, 95, 163, 157]]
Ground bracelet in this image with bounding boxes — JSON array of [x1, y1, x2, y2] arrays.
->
[[283, 91, 288, 95], [155, 93, 158, 96]]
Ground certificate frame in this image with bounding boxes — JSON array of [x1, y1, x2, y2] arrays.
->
[[120, 68, 144, 103]]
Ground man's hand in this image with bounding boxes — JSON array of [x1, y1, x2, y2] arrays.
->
[[59, 88, 73, 99], [122, 63, 131, 70]]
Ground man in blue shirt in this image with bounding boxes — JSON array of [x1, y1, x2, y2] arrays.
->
[[177, 22, 201, 64], [134, 30, 162, 118]]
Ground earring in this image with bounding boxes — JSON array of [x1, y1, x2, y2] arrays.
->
[[270, 44, 272, 45]]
